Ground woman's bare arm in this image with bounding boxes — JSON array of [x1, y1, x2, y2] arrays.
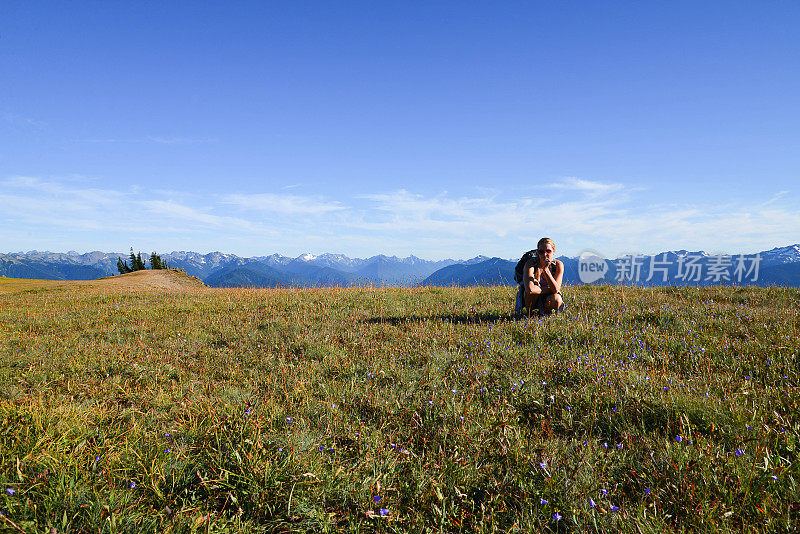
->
[[523, 259, 541, 298], [539, 259, 563, 294]]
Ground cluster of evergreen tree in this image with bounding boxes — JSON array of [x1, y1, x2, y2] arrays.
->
[[117, 248, 170, 274]]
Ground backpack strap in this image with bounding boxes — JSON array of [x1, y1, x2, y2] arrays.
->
[[514, 249, 537, 284]]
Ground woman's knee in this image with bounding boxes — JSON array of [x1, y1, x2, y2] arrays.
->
[[526, 284, 542, 298], [544, 294, 562, 311]]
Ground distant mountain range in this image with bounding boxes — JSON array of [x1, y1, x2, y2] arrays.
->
[[1, 245, 798, 287], [0, 250, 462, 287], [422, 245, 800, 287]]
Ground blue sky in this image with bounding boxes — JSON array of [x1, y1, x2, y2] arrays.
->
[[2, 1, 798, 259]]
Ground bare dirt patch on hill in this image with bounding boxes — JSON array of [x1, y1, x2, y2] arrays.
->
[[86, 269, 207, 292]]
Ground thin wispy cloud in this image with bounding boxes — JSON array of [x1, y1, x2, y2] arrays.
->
[[354, 184, 799, 257], [3, 176, 125, 207], [545, 177, 626, 197], [360, 190, 542, 226], [223, 193, 346, 216], [139, 200, 255, 230], [145, 136, 217, 145], [1, 175, 797, 258], [356, 185, 626, 238], [761, 190, 790, 207], [2, 112, 47, 130], [75, 136, 216, 144], [1, 177, 160, 233]]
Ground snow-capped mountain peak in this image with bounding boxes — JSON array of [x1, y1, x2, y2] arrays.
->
[[760, 244, 800, 265]]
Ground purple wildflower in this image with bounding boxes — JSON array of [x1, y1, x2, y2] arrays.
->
[[379, 508, 389, 517], [6, 489, 14, 496], [601, 488, 608, 496], [130, 482, 136, 489], [735, 448, 744, 456], [611, 505, 619, 512], [540, 498, 548, 505], [589, 498, 596, 507], [552, 512, 562, 521], [373, 495, 381, 503]]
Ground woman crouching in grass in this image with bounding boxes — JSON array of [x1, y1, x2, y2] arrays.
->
[[523, 237, 564, 316]]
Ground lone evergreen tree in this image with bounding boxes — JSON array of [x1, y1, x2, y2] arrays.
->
[[149, 252, 164, 270], [117, 257, 132, 274], [128, 248, 146, 271]]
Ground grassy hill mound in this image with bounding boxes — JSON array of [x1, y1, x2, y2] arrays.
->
[[90, 268, 207, 291], [0, 284, 797, 532], [0, 268, 206, 294]]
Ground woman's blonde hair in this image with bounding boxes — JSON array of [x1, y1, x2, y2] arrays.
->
[[537, 237, 555, 251]]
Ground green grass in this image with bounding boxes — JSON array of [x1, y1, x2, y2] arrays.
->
[[0, 282, 798, 532]]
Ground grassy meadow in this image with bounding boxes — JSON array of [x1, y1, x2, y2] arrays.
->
[[0, 278, 798, 533]]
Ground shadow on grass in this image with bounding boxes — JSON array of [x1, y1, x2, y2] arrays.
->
[[363, 312, 517, 325], [515, 394, 743, 445]]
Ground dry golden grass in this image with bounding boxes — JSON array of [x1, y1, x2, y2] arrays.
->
[[0, 278, 797, 532]]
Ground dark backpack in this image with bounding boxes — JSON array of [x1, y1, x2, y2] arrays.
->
[[514, 249, 538, 284]]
